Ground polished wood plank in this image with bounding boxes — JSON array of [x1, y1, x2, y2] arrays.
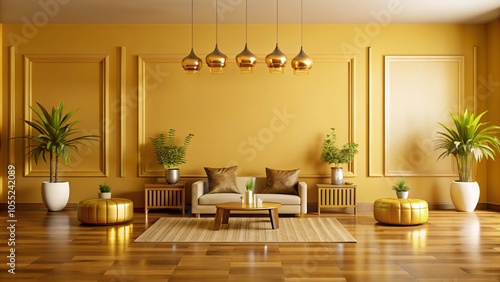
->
[[0, 209, 499, 281]]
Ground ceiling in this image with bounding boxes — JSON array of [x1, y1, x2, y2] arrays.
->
[[0, 0, 499, 25]]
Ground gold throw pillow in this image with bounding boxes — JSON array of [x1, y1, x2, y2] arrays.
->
[[262, 167, 300, 195], [205, 166, 240, 194]]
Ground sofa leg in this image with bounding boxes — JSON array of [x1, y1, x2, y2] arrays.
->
[[195, 214, 200, 219]]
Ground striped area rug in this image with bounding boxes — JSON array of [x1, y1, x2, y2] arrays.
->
[[134, 217, 356, 243]]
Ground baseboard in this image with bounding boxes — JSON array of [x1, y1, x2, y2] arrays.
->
[[0, 202, 78, 210], [487, 203, 500, 211], [308, 201, 492, 214]]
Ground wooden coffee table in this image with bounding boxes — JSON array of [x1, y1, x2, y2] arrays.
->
[[213, 202, 282, 230]]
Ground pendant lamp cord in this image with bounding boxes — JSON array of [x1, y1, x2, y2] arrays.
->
[[276, 0, 279, 43], [245, 0, 248, 44], [300, 0, 303, 47], [215, 0, 218, 45], [190, 0, 194, 48]]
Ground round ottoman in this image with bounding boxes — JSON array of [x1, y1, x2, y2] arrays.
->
[[77, 198, 133, 225], [373, 198, 428, 225]]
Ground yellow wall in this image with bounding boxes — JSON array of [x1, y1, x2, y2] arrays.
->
[[486, 19, 500, 206], [0, 23, 3, 204], [1, 23, 499, 210]]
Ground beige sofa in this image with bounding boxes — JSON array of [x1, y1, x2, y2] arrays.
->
[[191, 176, 307, 217]]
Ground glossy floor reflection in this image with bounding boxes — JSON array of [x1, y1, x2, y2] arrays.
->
[[0, 209, 499, 281]]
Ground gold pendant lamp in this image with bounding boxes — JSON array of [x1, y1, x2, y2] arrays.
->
[[181, 0, 203, 74], [235, 0, 257, 74], [265, 0, 287, 74], [206, 0, 228, 74], [291, 0, 312, 75]]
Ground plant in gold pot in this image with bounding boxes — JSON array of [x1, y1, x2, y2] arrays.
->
[[14, 102, 100, 211], [320, 128, 359, 185], [150, 129, 194, 184], [435, 110, 500, 212]]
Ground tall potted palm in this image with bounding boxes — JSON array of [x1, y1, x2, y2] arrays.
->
[[16, 102, 99, 211], [320, 128, 359, 185], [150, 129, 194, 184], [435, 110, 500, 212]]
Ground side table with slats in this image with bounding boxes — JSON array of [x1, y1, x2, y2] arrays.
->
[[144, 182, 186, 219]]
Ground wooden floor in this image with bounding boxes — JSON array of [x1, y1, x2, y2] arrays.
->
[[1, 209, 500, 281]]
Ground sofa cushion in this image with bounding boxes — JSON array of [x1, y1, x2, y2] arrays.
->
[[262, 168, 300, 195], [199, 193, 243, 205], [205, 166, 240, 194], [257, 194, 301, 205], [198, 193, 300, 206]]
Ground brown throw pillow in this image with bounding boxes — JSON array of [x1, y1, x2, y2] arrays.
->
[[262, 167, 300, 195], [205, 166, 240, 194]]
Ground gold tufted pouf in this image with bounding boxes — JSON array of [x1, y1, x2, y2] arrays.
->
[[373, 198, 428, 225], [77, 198, 133, 225]]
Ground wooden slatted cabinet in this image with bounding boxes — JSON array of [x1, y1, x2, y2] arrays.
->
[[317, 183, 357, 215], [145, 182, 186, 218]]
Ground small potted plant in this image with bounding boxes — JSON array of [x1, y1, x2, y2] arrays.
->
[[150, 129, 194, 184], [435, 110, 500, 212], [98, 183, 112, 199], [320, 128, 359, 185], [244, 179, 254, 205], [391, 178, 410, 199]]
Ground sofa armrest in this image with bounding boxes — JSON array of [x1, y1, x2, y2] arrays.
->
[[298, 181, 308, 215], [192, 180, 207, 216]]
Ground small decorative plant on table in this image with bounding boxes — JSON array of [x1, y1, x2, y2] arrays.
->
[[244, 179, 255, 205], [98, 183, 111, 199], [435, 109, 500, 212], [391, 178, 410, 199], [320, 128, 359, 185], [150, 129, 194, 184]]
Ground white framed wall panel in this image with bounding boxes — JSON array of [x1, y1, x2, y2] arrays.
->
[[384, 55, 464, 176]]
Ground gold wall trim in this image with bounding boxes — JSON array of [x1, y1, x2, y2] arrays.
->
[[366, 46, 383, 177], [137, 55, 147, 177], [347, 57, 357, 177], [384, 55, 464, 176], [473, 46, 477, 113], [8, 46, 16, 165], [120, 47, 126, 177], [23, 54, 109, 177], [137, 55, 357, 178]]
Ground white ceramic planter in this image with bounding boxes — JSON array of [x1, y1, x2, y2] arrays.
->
[[98, 192, 111, 199], [41, 181, 70, 212], [396, 191, 409, 199], [450, 181, 480, 212]]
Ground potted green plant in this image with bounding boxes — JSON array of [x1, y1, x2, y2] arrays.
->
[[435, 110, 500, 212], [320, 128, 359, 185], [15, 101, 99, 211], [244, 179, 254, 205], [391, 178, 411, 199], [150, 129, 194, 184], [98, 183, 111, 199]]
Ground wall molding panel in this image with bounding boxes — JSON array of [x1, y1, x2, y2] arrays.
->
[[8, 46, 16, 165], [120, 46, 126, 177], [22, 54, 109, 177], [384, 55, 464, 176]]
